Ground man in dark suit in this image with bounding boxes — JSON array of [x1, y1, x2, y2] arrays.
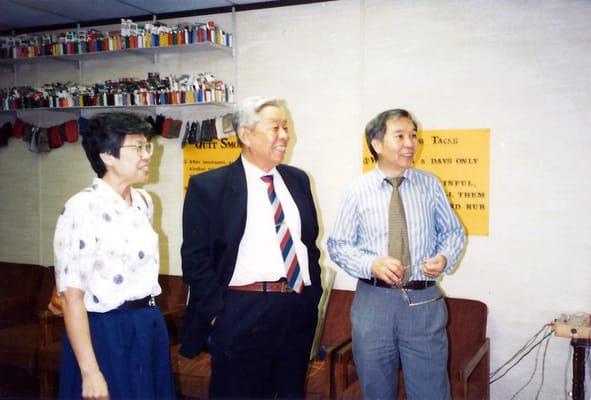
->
[[180, 97, 323, 399]]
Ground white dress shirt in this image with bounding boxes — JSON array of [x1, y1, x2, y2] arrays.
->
[[229, 156, 310, 286]]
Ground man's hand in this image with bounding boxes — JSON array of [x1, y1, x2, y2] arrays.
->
[[422, 254, 447, 277], [371, 256, 406, 286], [81, 369, 109, 399]]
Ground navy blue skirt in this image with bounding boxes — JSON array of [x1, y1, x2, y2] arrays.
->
[[59, 306, 175, 399]]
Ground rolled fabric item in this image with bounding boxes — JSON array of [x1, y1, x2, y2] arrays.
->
[[48, 125, 64, 149], [198, 119, 208, 142], [215, 114, 234, 139], [29, 128, 39, 152], [12, 118, 25, 139], [36, 128, 51, 153], [188, 121, 198, 144], [181, 121, 190, 148], [64, 120, 79, 142], [0, 122, 12, 147], [59, 122, 68, 142], [162, 118, 182, 139], [214, 116, 225, 139], [208, 118, 217, 141], [222, 113, 235, 137], [161, 118, 169, 137], [22, 123, 35, 143], [154, 114, 165, 135]]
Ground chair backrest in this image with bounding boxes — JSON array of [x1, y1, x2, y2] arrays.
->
[[0, 262, 47, 300], [158, 274, 188, 310], [318, 289, 355, 349], [34, 266, 57, 313], [445, 297, 488, 371]]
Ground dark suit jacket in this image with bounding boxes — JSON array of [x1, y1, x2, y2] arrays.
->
[[180, 158, 323, 358]]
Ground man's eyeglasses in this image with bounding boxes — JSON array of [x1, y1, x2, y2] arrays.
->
[[120, 142, 154, 157]]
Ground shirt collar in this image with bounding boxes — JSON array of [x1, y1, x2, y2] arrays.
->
[[91, 177, 134, 211], [241, 155, 278, 181], [373, 166, 414, 187]]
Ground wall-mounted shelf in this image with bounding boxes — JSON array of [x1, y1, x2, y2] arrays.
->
[[1, 12, 237, 129], [0, 41, 233, 71], [1, 102, 234, 117]]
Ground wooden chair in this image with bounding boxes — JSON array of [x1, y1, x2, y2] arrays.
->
[[335, 297, 490, 400], [305, 289, 355, 399], [0, 264, 64, 398], [446, 297, 490, 400], [171, 287, 355, 400], [171, 346, 211, 399]]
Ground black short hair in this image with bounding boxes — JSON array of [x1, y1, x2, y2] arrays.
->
[[82, 112, 154, 178], [365, 109, 418, 161]]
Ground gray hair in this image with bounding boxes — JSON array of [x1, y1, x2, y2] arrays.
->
[[232, 96, 282, 143], [365, 109, 418, 160]]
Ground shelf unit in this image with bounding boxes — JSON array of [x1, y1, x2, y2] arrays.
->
[[0, 41, 233, 72], [0, 102, 235, 117], [1, 11, 237, 118]]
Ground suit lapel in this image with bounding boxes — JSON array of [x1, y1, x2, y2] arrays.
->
[[223, 158, 247, 244]]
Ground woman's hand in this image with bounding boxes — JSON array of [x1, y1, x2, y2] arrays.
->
[[82, 369, 109, 399], [62, 288, 109, 399]]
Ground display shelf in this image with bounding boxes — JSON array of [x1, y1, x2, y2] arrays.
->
[[1, 12, 237, 124], [0, 102, 234, 116], [0, 41, 233, 71]]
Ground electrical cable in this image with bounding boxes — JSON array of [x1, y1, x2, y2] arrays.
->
[[508, 325, 552, 399], [509, 331, 544, 399], [490, 328, 554, 385], [534, 331, 551, 399], [490, 324, 548, 380]]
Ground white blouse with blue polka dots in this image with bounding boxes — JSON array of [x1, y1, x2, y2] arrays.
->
[[53, 178, 161, 312]]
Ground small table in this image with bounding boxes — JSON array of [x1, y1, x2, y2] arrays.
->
[[571, 338, 591, 400]]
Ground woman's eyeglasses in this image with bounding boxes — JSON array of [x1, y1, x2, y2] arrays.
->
[[120, 142, 154, 157]]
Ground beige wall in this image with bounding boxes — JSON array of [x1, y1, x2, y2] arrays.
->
[[1, 1, 590, 397]]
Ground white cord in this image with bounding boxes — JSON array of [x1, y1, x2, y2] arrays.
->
[[510, 326, 552, 399], [491, 325, 554, 385], [509, 336, 543, 399], [534, 332, 551, 399], [490, 325, 548, 381]]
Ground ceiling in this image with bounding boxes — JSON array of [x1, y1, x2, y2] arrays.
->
[[0, 0, 298, 35]]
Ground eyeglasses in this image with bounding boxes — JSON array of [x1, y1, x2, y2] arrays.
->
[[120, 142, 154, 157]]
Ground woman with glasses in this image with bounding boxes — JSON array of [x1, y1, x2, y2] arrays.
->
[[53, 112, 174, 399]]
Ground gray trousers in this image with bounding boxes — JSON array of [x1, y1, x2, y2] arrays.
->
[[351, 280, 451, 400]]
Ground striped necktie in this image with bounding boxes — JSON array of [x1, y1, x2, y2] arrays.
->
[[387, 176, 411, 285], [261, 175, 303, 293]]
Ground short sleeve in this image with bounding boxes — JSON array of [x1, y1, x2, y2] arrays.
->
[[53, 196, 98, 294]]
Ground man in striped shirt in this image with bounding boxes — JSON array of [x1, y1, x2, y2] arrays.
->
[[327, 109, 465, 400]]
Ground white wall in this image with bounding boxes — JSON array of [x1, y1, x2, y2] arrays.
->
[[1, 1, 590, 398]]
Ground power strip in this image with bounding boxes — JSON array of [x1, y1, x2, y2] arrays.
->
[[554, 321, 591, 339]]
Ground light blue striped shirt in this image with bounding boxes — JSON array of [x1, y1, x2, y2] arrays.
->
[[327, 167, 465, 281]]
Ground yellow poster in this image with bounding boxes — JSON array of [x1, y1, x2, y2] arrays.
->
[[362, 129, 490, 236], [183, 136, 241, 192]]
